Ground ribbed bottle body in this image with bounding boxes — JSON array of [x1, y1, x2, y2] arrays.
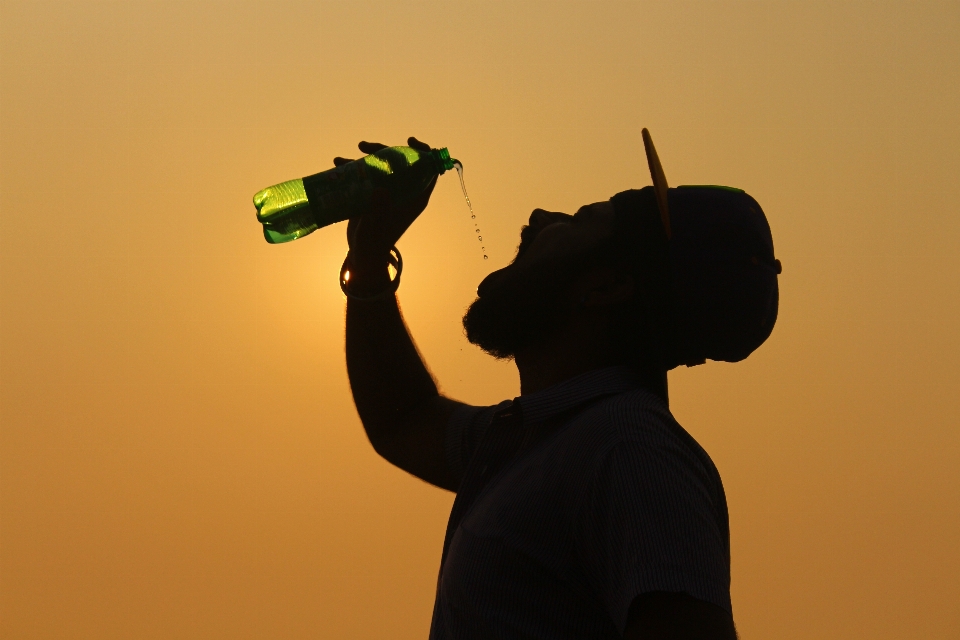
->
[[254, 146, 454, 244]]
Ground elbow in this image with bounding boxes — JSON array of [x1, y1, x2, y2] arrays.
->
[[364, 426, 399, 464], [368, 435, 391, 460], [357, 404, 418, 464]]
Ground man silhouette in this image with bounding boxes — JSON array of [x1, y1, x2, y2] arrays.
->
[[335, 131, 780, 639]]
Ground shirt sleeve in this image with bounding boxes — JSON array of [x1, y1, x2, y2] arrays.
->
[[574, 438, 732, 633], [444, 400, 512, 485]]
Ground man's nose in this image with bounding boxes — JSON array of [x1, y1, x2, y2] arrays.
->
[[529, 209, 570, 226], [477, 266, 509, 298]]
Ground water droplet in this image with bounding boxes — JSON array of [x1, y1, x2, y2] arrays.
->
[[454, 161, 487, 261]]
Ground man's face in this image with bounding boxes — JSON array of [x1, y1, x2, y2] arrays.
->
[[462, 201, 617, 359]]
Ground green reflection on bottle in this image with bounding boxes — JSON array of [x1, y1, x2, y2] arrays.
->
[[253, 146, 456, 244]]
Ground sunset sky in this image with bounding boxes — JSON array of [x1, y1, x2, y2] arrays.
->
[[2, 1, 958, 638]]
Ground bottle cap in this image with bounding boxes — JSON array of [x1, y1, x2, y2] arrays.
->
[[434, 148, 456, 174]]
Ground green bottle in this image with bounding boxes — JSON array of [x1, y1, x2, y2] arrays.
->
[[253, 146, 457, 244]]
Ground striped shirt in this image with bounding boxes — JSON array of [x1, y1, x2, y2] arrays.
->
[[429, 367, 731, 639]]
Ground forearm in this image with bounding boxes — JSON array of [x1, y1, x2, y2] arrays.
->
[[345, 293, 439, 452]]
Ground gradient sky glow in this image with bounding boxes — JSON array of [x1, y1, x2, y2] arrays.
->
[[2, 1, 958, 638]]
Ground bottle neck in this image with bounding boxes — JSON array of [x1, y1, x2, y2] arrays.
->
[[431, 147, 455, 175]]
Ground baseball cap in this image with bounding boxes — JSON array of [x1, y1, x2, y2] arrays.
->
[[610, 129, 781, 369]]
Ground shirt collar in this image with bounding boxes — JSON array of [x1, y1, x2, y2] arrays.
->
[[515, 366, 643, 425]]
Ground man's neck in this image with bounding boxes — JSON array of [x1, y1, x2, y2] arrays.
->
[[514, 320, 619, 396], [512, 316, 669, 403]]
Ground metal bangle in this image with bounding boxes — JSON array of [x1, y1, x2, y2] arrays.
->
[[339, 246, 403, 301]]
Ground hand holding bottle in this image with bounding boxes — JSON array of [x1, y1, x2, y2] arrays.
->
[[253, 136, 451, 247], [336, 137, 438, 282]]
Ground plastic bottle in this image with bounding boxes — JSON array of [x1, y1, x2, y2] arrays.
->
[[253, 146, 456, 244]]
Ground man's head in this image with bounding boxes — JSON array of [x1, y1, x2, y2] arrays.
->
[[462, 200, 648, 364], [462, 185, 781, 372]]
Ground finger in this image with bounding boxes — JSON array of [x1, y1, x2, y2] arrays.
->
[[346, 217, 359, 245], [423, 174, 438, 197], [410, 176, 438, 209], [333, 157, 354, 167], [358, 141, 388, 154], [408, 136, 431, 152]]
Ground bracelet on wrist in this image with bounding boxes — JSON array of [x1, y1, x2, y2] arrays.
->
[[340, 246, 403, 301]]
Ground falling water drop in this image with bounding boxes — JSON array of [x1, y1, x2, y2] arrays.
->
[[454, 161, 488, 261]]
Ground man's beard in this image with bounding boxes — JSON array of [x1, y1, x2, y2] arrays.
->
[[462, 251, 600, 360]]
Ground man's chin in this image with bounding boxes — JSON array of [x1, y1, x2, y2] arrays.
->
[[461, 296, 521, 361], [463, 252, 583, 360], [462, 291, 568, 361]]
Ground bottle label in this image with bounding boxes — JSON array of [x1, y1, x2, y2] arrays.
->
[[302, 160, 375, 228]]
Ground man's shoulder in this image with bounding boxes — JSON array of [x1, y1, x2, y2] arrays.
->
[[564, 388, 720, 480], [574, 387, 680, 445]]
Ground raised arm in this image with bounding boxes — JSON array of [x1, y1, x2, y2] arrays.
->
[[345, 294, 462, 490], [339, 138, 464, 492]]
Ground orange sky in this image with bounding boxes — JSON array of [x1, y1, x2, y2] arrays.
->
[[2, 1, 958, 638]]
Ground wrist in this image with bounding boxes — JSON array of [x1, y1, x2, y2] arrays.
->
[[347, 254, 391, 286], [341, 247, 402, 301]]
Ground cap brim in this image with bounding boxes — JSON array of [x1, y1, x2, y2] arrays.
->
[[642, 128, 672, 240]]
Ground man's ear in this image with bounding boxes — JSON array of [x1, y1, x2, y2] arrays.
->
[[571, 267, 634, 306]]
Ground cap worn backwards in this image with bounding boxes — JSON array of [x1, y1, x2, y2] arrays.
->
[[611, 130, 781, 369]]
